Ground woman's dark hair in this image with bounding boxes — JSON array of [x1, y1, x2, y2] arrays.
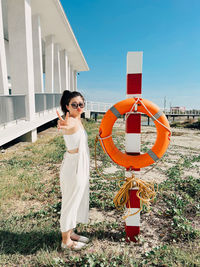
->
[[60, 90, 85, 115]]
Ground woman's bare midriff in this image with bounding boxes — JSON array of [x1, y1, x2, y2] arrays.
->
[[67, 148, 79, 154]]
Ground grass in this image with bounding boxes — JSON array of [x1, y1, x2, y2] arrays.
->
[[0, 118, 200, 266], [171, 118, 200, 129], [141, 244, 200, 267], [158, 156, 200, 242]]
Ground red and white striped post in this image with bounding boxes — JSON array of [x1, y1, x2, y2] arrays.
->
[[125, 52, 143, 242]]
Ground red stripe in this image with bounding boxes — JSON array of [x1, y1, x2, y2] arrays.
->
[[127, 73, 142, 94], [126, 189, 140, 208], [125, 225, 140, 242], [126, 152, 140, 156], [126, 114, 141, 133]]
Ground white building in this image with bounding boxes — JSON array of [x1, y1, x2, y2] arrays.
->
[[170, 106, 186, 113], [0, 0, 89, 146]]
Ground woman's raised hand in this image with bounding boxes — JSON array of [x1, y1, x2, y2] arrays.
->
[[56, 110, 70, 130]]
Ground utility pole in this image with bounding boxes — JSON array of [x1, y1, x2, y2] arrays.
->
[[169, 101, 172, 113]]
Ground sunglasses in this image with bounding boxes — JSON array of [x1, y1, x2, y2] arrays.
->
[[70, 102, 85, 109]]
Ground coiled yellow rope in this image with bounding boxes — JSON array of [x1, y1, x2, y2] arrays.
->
[[113, 175, 157, 220], [94, 135, 157, 220]]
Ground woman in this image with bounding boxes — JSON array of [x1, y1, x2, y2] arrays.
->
[[56, 90, 90, 250]]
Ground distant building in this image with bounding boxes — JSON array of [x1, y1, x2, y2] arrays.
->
[[170, 106, 186, 113], [0, 0, 89, 146]]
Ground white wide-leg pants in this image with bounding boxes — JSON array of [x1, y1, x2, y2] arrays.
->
[[59, 151, 89, 232]]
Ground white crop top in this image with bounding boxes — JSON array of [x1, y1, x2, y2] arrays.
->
[[63, 127, 82, 150]]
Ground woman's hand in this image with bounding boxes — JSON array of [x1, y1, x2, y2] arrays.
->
[[56, 110, 69, 130], [56, 110, 76, 132]]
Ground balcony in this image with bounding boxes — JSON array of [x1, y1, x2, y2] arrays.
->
[[35, 93, 61, 113], [0, 93, 62, 126], [0, 93, 63, 146], [0, 95, 26, 124]]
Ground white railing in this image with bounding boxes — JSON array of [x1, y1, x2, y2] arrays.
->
[[165, 109, 200, 115], [0, 93, 62, 125], [85, 101, 113, 112], [0, 95, 26, 124], [0, 94, 113, 126], [1, 92, 199, 126], [84, 103, 200, 115], [35, 93, 62, 113]]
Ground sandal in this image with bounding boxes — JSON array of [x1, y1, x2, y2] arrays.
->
[[61, 241, 86, 251], [71, 232, 90, 244]]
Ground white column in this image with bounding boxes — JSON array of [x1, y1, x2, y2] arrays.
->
[[71, 66, 74, 91], [68, 62, 71, 91], [0, 0, 8, 95], [45, 35, 54, 92], [69, 64, 74, 91], [7, 0, 35, 121], [60, 49, 69, 92], [73, 70, 77, 91], [53, 43, 61, 92], [32, 14, 44, 93]]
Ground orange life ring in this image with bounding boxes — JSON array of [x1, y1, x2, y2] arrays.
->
[[99, 98, 171, 169]]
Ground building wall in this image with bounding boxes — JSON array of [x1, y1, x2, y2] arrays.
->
[[0, 0, 86, 146]]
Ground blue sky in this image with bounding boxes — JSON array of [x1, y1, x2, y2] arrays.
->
[[60, 0, 200, 110]]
